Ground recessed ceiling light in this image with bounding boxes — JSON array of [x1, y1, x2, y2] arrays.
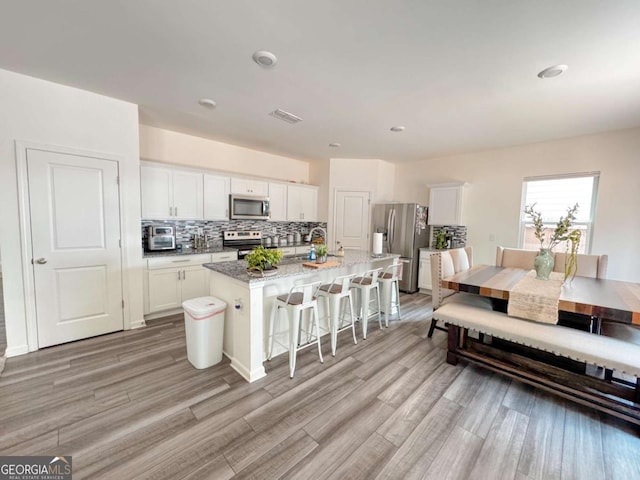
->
[[390, 126, 405, 132], [252, 50, 278, 68], [329, 143, 341, 148], [198, 98, 217, 108], [537, 64, 568, 79]]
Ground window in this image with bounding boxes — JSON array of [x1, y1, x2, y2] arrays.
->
[[520, 173, 599, 254]]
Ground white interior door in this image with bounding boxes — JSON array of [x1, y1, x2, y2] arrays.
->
[[334, 190, 371, 250], [27, 148, 123, 348]]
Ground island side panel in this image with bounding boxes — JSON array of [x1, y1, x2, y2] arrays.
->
[[206, 252, 398, 383], [208, 269, 267, 382]]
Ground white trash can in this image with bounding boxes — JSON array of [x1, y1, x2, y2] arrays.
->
[[183, 296, 227, 369]]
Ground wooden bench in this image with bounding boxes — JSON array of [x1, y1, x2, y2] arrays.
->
[[435, 301, 640, 425]]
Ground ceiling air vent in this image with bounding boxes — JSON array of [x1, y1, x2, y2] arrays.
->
[[269, 109, 303, 124]]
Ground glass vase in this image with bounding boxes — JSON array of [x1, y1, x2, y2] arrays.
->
[[534, 248, 554, 280]]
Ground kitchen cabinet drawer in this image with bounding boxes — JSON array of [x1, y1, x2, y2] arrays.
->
[[211, 251, 238, 262], [147, 254, 212, 270]]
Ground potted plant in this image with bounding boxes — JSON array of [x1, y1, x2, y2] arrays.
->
[[523, 203, 579, 280], [315, 244, 328, 264], [245, 246, 283, 276]]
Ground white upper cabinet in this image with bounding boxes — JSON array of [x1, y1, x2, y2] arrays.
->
[[204, 173, 230, 220], [269, 182, 287, 221], [172, 170, 204, 219], [230, 177, 269, 196], [428, 183, 465, 226], [140, 166, 173, 219], [287, 184, 318, 222], [141, 165, 203, 220]]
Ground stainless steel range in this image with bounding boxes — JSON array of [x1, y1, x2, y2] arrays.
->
[[223, 230, 276, 259]]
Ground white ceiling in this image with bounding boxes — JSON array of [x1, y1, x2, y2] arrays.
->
[[1, 1, 640, 163]]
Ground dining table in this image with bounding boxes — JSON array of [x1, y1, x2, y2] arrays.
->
[[437, 265, 640, 426], [441, 265, 640, 326]]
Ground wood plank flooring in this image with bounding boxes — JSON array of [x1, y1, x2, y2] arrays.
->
[[1, 292, 639, 479], [0, 276, 6, 358]]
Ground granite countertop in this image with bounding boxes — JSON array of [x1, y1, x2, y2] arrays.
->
[[203, 250, 399, 284], [143, 242, 317, 258], [143, 246, 238, 258]]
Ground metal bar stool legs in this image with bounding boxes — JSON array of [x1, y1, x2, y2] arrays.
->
[[318, 273, 357, 356], [351, 268, 382, 339], [379, 262, 403, 327], [267, 281, 323, 378]]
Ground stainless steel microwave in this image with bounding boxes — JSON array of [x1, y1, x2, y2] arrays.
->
[[229, 195, 270, 220]]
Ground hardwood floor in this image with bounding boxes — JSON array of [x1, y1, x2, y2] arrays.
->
[[1, 292, 639, 479]]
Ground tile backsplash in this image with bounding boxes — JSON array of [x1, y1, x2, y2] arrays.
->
[[430, 225, 467, 248], [142, 219, 327, 249]]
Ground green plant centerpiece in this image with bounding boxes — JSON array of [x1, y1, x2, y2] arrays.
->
[[315, 244, 328, 263], [245, 246, 283, 276], [523, 203, 580, 280], [564, 229, 582, 283]]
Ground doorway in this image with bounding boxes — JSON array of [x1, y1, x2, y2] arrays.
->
[[23, 146, 124, 348], [333, 190, 371, 251]]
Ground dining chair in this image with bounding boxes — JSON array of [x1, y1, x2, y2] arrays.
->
[[428, 247, 492, 337], [495, 246, 538, 270], [552, 253, 608, 279]]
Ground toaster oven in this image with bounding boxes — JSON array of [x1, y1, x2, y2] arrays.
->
[[147, 225, 176, 251]]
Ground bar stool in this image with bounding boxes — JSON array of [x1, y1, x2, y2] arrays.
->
[[378, 262, 403, 327], [267, 281, 323, 378], [350, 268, 382, 339], [317, 273, 357, 356]]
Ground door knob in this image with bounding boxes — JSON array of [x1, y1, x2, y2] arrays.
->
[[35, 258, 47, 264]]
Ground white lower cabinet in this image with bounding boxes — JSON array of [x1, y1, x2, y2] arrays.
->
[[146, 254, 212, 314], [418, 251, 433, 291]]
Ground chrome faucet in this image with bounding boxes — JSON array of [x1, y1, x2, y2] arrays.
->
[[308, 226, 327, 244]]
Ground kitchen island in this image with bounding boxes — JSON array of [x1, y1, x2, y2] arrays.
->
[[203, 250, 398, 382]]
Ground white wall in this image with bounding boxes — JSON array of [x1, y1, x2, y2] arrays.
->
[[0, 69, 143, 356], [309, 158, 330, 223], [140, 125, 311, 183], [394, 127, 640, 282], [327, 158, 396, 246]]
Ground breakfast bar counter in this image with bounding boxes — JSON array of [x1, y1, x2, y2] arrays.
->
[[203, 250, 398, 382]]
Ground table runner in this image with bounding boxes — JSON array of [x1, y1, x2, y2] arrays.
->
[[507, 270, 564, 324]]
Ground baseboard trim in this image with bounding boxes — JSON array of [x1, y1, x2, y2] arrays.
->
[[5, 344, 30, 357], [144, 308, 183, 321], [129, 319, 147, 329], [230, 357, 266, 383]]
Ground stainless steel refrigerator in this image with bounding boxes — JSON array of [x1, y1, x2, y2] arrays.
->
[[372, 203, 429, 293]]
